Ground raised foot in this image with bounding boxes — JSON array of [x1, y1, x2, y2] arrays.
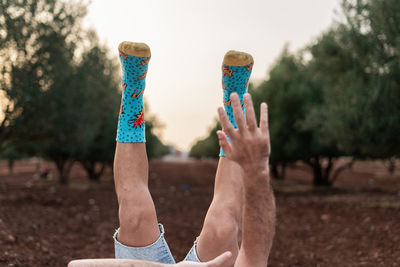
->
[[223, 50, 253, 66], [118, 41, 151, 57]]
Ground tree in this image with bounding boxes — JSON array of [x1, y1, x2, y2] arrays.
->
[[1, 0, 170, 183], [189, 120, 220, 159], [305, 0, 400, 161], [189, 0, 400, 186], [1, 0, 93, 183], [0, 0, 87, 144], [251, 0, 400, 185], [73, 35, 121, 181], [250, 49, 345, 185], [0, 140, 24, 175], [145, 113, 170, 159]]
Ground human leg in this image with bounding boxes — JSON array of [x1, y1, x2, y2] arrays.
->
[[113, 42, 174, 264], [184, 158, 243, 266], [184, 50, 254, 265], [114, 142, 160, 246]]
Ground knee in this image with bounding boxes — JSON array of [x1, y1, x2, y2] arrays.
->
[[118, 193, 155, 231], [204, 206, 240, 242]]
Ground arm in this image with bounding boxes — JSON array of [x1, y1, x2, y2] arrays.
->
[[68, 251, 232, 267], [217, 93, 276, 267], [68, 259, 166, 267], [235, 174, 275, 267]]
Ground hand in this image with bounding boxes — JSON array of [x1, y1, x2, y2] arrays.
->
[[176, 252, 232, 267], [217, 93, 270, 174]]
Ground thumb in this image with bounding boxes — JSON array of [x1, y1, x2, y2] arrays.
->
[[206, 251, 232, 267], [216, 130, 232, 157]]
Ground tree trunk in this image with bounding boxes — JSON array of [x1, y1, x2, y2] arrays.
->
[[82, 161, 106, 182], [271, 163, 279, 179], [271, 162, 286, 180], [387, 158, 395, 175], [306, 157, 354, 186], [8, 159, 14, 175], [281, 162, 287, 179], [55, 159, 72, 184], [108, 161, 113, 174], [310, 156, 332, 186], [0, 106, 11, 146], [329, 158, 355, 184]]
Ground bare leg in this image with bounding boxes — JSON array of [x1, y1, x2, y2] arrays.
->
[[114, 142, 160, 246], [194, 50, 253, 265], [114, 42, 160, 247], [195, 157, 243, 266]]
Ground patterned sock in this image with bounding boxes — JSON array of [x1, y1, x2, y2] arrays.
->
[[220, 50, 254, 156], [116, 42, 151, 143]]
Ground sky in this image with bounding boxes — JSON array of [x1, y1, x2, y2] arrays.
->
[[85, 0, 340, 151]]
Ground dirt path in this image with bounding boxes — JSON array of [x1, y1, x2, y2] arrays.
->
[[0, 159, 399, 266]]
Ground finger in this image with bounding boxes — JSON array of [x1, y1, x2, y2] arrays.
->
[[206, 251, 232, 267], [259, 102, 269, 134], [218, 107, 235, 136], [217, 130, 232, 157], [230, 93, 246, 132], [244, 93, 257, 132]]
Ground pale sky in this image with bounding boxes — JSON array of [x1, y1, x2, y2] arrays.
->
[[85, 0, 340, 151]]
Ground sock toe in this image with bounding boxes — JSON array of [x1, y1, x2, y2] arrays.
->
[[223, 50, 253, 66], [119, 41, 151, 58]]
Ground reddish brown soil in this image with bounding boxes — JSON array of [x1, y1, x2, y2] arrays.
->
[[0, 159, 399, 267]]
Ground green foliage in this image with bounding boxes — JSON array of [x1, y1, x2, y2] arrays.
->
[[0, 0, 169, 183], [305, 0, 400, 159], [0, 0, 89, 183], [252, 50, 335, 161], [145, 117, 170, 159], [251, 49, 343, 185], [189, 120, 220, 159], [191, 0, 400, 185], [73, 36, 121, 181]]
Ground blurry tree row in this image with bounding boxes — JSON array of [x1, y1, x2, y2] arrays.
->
[[0, 0, 168, 183], [190, 0, 400, 186]]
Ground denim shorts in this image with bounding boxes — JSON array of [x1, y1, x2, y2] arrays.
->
[[114, 224, 200, 264], [183, 236, 200, 262]]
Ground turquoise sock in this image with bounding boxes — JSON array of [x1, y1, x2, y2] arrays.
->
[[219, 54, 253, 157], [116, 46, 150, 143]]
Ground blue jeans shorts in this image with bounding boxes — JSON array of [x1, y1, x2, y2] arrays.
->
[[114, 224, 200, 264]]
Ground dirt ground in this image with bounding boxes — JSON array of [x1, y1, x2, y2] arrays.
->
[[0, 158, 399, 267]]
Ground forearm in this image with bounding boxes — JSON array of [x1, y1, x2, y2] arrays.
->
[[216, 92, 275, 266], [68, 258, 169, 267], [237, 166, 276, 267]]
